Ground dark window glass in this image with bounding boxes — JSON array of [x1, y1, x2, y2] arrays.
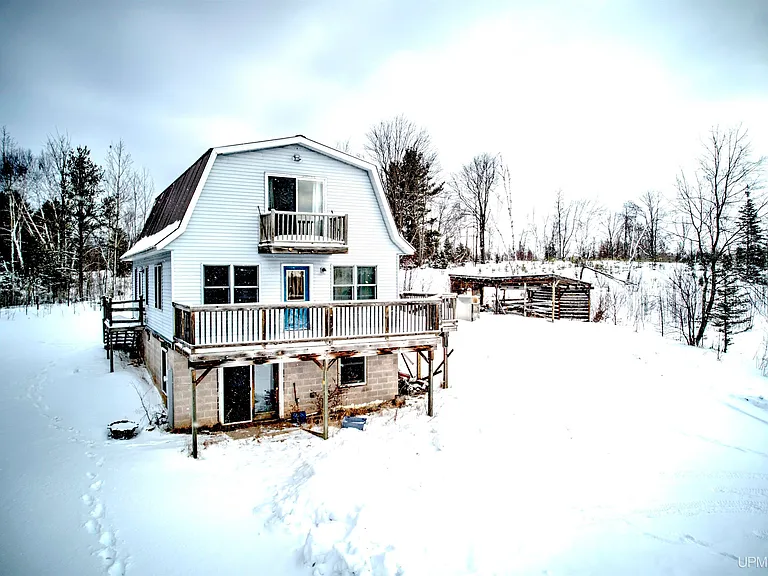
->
[[204, 265, 229, 287], [203, 288, 230, 305], [334, 266, 353, 285], [234, 266, 258, 287], [154, 264, 163, 309], [357, 286, 376, 300], [357, 266, 376, 286], [340, 357, 365, 386], [234, 288, 259, 303], [333, 286, 353, 301], [268, 176, 296, 212]]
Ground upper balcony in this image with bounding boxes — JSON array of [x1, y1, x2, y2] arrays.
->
[[259, 210, 348, 254]]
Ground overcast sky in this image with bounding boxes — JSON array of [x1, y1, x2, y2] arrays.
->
[[1, 0, 767, 217]]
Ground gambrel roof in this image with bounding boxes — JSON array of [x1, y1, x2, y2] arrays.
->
[[123, 135, 413, 259]]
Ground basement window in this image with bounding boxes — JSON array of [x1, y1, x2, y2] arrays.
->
[[340, 356, 366, 387]]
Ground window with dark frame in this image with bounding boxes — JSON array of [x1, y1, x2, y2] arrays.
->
[[161, 348, 168, 394], [203, 265, 230, 304], [340, 356, 366, 386], [203, 265, 259, 304], [233, 266, 259, 303], [332, 266, 377, 301], [267, 175, 324, 213], [154, 263, 163, 309], [356, 266, 376, 300]]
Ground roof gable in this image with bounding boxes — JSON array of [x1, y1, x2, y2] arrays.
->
[[123, 136, 413, 259]]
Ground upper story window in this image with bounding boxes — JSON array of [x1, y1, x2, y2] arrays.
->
[[333, 266, 377, 300], [203, 265, 259, 305], [267, 175, 324, 213]]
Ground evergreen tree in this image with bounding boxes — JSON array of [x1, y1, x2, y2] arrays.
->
[[712, 253, 751, 353], [735, 188, 765, 283], [68, 146, 102, 299], [389, 148, 443, 266]]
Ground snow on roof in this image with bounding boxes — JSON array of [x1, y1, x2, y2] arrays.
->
[[121, 220, 180, 260]]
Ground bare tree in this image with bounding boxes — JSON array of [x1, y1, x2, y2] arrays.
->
[[451, 153, 500, 263], [499, 159, 515, 258], [41, 131, 73, 299], [126, 167, 154, 243], [364, 115, 437, 231], [104, 140, 133, 297], [638, 190, 666, 261], [675, 125, 765, 347]]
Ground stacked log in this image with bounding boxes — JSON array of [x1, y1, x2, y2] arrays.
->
[[556, 285, 590, 321]]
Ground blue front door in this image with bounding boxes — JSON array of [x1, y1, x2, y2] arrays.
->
[[284, 266, 310, 330]]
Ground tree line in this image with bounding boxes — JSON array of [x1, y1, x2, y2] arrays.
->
[[361, 118, 766, 352], [0, 127, 154, 305]]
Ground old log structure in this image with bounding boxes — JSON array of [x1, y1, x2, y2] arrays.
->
[[448, 273, 592, 322]]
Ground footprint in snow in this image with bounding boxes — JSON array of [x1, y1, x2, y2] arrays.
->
[[90, 480, 103, 491], [96, 546, 116, 564], [86, 472, 96, 479], [81, 494, 93, 505], [85, 452, 95, 459], [84, 519, 100, 534], [99, 531, 115, 547], [107, 559, 125, 576], [90, 503, 104, 519], [95, 458, 105, 468]]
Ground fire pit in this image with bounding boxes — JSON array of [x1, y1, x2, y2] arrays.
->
[[108, 420, 139, 440]]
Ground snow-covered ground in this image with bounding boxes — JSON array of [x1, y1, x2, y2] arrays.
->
[[1, 301, 767, 575]]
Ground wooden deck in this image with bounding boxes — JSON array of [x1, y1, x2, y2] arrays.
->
[[173, 295, 457, 366], [102, 297, 145, 372]]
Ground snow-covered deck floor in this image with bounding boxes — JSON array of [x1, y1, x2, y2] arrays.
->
[[1, 305, 767, 575]]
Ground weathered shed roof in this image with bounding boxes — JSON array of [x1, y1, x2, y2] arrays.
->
[[138, 149, 212, 239], [449, 273, 592, 288]]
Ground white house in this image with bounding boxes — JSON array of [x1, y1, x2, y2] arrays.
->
[[120, 135, 455, 435]]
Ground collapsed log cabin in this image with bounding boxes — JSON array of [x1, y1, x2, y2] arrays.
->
[[448, 273, 593, 322]]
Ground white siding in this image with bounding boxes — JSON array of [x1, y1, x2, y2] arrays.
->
[[168, 144, 402, 306], [131, 252, 173, 340]]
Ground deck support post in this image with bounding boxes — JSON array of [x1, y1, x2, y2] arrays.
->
[[109, 335, 114, 373], [441, 333, 449, 389], [189, 367, 212, 459], [191, 368, 198, 459], [322, 359, 329, 440], [427, 348, 434, 416], [416, 352, 422, 379]]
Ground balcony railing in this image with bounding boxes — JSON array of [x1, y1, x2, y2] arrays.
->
[[173, 295, 456, 353], [259, 210, 348, 253]]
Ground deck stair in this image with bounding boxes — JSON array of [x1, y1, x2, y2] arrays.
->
[[102, 297, 145, 371]]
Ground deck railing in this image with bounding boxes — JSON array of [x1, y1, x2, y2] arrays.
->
[[259, 210, 348, 246], [401, 292, 458, 331], [173, 295, 456, 350]]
